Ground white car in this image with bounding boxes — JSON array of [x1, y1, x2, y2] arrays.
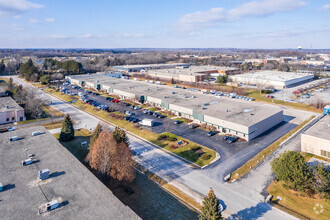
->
[[8, 127, 16, 131]]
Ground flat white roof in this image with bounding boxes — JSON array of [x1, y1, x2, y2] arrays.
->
[[231, 71, 314, 83]]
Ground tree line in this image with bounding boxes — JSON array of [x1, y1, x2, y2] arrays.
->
[[6, 78, 46, 119], [18, 58, 83, 82]]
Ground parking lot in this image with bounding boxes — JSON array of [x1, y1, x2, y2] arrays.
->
[[60, 83, 297, 180]]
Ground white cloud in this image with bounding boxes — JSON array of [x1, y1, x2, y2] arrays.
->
[[322, 4, 330, 10], [118, 33, 146, 38], [0, 0, 43, 15], [78, 34, 92, 39], [48, 35, 68, 39], [29, 18, 37, 23], [175, 0, 306, 31], [45, 18, 55, 23]]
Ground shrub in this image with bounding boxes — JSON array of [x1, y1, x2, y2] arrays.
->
[[159, 134, 168, 139], [168, 136, 177, 141], [201, 153, 212, 161], [178, 150, 199, 162], [191, 145, 201, 151]]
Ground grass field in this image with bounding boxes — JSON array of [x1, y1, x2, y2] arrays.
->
[[42, 121, 63, 130], [42, 105, 64, 117], [267, 181, 330, 220], [151, 133, 216, 167], [173, 117, 190, 124], [229, 116, 315, 182], [46, 89, 217, 167], [53, 129, 91, 162]]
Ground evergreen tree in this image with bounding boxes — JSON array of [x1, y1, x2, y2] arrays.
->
[[112, 127, 130, 146], [39, 75, 51, 85], [0, 60, 5, 74], [199, 188, 222, 220], [90, 123, 102, 146], [59, 114, 74, 142], [271, 151, 311, 191], [7, 77, 15, 92], [171, 78, 175, 84]]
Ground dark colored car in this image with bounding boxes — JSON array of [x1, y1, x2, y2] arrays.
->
[[189, 124, 198, 129], [227, 136, 239, 143], [223, 135, 230, 141], [207, 130, 216, 136], [158, 114, 165, 118], [174, 120, 181, 124]]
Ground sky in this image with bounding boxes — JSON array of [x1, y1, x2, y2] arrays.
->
[[0, 0, 330, 49]]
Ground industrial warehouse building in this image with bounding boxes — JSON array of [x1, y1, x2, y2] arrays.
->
[[301, 116, 330, 158], [146, 66, 241, 83], [229, 71, 314, 89], [113, 63, 189, 72], [0, 126, 140, 219], [0, 96, 26, 124], [67, 74, 283, 141]]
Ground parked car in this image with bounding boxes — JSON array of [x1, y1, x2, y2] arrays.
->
[[157, 114, 165, 118], [125, 111, 134, 116], [207, 130, 216, 136], [227, 136, 239, 143], [134, 106, 141, 110], [174, 120, 182, 124], [189, 124, 198, 129], [223, 135, 230, 141]]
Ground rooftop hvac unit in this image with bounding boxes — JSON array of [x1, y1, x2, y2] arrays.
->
[[32, 131, 41, 136], [45, 200, 59, 211], [9, 136, 18, 141], [38, 169, 50, 180], [22, 158, 32, 166]]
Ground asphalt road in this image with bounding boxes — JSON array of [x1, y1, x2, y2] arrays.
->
[[62, 84, 297, 180], [9, 76, 299, 219]]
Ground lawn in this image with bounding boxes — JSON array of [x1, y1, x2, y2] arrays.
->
[[0, 78, 9, 87], [229, 116, 315, 182], [53, 129, 91, 162], [46, 89, 217, 167], [150, 133, 216, 167], [173, 117, 190, 124], [267, 181, 330, 220], [42, 105, 64, 117], [42, 121, 63, 130], [147, 107, 160, 112]]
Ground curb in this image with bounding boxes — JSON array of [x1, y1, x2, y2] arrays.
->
[[44, 90, 204, 168]]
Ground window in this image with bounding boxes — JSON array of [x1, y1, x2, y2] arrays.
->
[[12, 117, 15, 120], [320, 150, 330, 158], [6, 118, 9, 121], [20, 117, 23, 121]]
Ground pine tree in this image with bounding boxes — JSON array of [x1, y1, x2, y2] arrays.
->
[[90, 123, 102, 146], [0, 60, 5, 74], [171, 77, 175, 84], [199, 188, 222, 220], [112, 127, 130, 146], [7, 77, 15, 92], [59, 114, 74, 142]]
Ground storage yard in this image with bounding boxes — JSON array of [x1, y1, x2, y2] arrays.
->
[[230, 71, 315, 89], [0, 126, 139, 219], [67, 74, 283, 141]]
